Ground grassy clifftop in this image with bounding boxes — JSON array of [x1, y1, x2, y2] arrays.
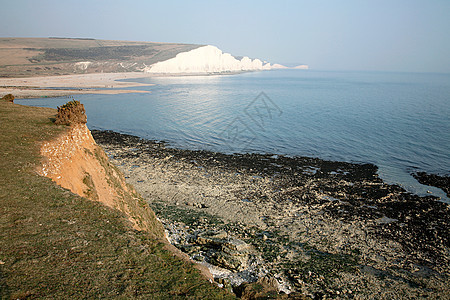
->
[[0, 99, 232, 299]]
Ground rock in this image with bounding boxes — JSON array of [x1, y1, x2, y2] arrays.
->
[[211, 250, 249, 271], [216, 240, 253, 271], [223, 238, 252, 252], [194, 231, 253, 271], [237, 276, 285, 299], [192, 202, 209, 208], [196, 230, 228, 246]]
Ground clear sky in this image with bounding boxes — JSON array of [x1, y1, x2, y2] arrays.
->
[[1, 0, 449, 73]]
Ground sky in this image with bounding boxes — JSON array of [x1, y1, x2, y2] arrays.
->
[[1, 0, 450, 73]]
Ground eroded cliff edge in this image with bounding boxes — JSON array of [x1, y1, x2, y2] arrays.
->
[[37, 123, 164, 235]]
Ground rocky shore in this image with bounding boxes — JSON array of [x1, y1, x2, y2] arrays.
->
[[92, 130, 449, 299], [412, 172, 450, 198]]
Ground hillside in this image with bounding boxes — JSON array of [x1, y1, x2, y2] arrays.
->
[[0, 99, 233, 298], [0, 37, 202, 77]]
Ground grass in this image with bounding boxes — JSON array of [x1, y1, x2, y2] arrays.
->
[[82, 172, 98, 200], [0, 100, 234, 299]]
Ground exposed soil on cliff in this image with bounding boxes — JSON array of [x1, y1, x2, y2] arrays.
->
[[38, 123, 163, 233], [93, 130, 450, 299]]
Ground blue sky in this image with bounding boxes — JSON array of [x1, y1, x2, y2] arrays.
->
[[1, 0, 449, 72]]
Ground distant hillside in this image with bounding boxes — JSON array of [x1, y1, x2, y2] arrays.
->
[[0, 37, 203, 77]]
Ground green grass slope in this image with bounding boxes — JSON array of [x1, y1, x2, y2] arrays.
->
[[0, 100, 233, 299]]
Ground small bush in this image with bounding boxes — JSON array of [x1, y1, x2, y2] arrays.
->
[[1, 94, 15, 103], [55, 99, 87, 125]]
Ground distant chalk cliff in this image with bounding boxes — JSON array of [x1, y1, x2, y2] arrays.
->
[[144, 45, 286, 74]]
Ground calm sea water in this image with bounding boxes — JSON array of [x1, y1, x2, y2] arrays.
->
[[17, 70, 450, 202]]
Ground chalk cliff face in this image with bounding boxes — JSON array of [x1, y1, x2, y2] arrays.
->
[[144, 45, 272, 74], [293, 64, 309, 70]]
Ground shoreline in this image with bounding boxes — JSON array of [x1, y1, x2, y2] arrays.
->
[[0, 71, 263, 98], [413, 172, 450, 198], [92, 129, 449, 298], [0, 72, 156, 98]]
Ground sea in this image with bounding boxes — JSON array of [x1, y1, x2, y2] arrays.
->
[[17, 70, 450, 202]]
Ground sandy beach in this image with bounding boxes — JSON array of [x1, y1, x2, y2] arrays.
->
[[0, 72, 155, 98]]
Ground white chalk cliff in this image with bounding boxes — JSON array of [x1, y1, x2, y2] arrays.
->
[[293, 64, 309, 70], [271, 63, 289, 69], [144, 45, 274, 74]]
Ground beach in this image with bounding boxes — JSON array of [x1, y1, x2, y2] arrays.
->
[[0, 72, 155, 98], [92, 130, 450, 298]]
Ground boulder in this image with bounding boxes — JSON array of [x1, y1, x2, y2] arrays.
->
[[211, 251, 245, 270], [196, 230, 228, 246]]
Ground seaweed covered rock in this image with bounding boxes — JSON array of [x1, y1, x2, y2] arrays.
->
[[55, 99, 87, 125], [413, 172, 450, 197], [1, 94, 15, 102]]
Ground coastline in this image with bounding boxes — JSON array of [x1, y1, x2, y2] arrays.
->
[[413, 172, 450, 198], [92, 130, 449, 298], [3, 70, 449, 297], [0, 72, 156, 98], [0, 71, 263, 98]]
